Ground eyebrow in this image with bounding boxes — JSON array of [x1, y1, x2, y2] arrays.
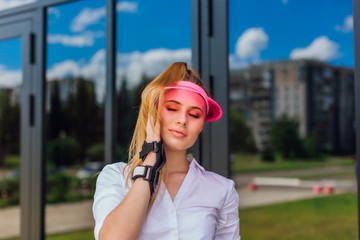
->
[[165, 100, 205, 113]]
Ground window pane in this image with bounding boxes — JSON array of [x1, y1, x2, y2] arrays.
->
[[45, 0, 105, 237], [229, 1, 356, 239], [0, 37, 22, 240], [115, 0, 191, 161]]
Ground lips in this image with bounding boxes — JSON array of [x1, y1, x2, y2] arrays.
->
[[169, 129, 187, 137]]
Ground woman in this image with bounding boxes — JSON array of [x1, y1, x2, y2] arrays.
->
[[93, 62, 240, 240]]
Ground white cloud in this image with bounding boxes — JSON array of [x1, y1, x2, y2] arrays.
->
[[0, 65, 22, 88], [335, 15, 353, 33], [47, 31, 104, 47], [69, 2, 137, 33], [0, 0, 35, 11], [48, 7, 60, 19], [236, 27, 269, 60], [46, 52, 105, 102], [46, 48, 191, 102], [290, 36, 340, 61], [46, 60, 81, 80], [117, 1, 138, 12], [81, 49, 106, 101], [121, 48, 191, 88], [71, 7, 106, 32], [228, 54, 249, 70]]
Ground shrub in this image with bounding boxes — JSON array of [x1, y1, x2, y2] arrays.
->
[[46, 172, 94, 204], [47, 137, 81, 167], [3, 155, 20, 169], [0, 177, 20, 207], [86, 143, 104, 163], [46, 172, 69, 203], [229, 109, 257, 153]]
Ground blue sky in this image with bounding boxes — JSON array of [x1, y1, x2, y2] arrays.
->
[[45, 0, 191, 71], [0, 0, 354, 90], [229, 0, 354, 68]]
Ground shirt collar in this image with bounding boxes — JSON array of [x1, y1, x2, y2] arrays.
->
[[186, 155, 205, 171]]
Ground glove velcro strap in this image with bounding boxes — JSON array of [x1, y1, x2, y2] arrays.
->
[[139, 141, 162, 160]]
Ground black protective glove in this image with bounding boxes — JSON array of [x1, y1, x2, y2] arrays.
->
[[139, 140, 166, 195]]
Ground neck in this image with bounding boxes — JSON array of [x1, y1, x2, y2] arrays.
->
[[164, 148, 189, 173]]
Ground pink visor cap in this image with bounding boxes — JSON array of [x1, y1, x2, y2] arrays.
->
[[164, 81, 223, 122]]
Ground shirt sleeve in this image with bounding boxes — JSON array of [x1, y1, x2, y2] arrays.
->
[[215, 180, 241, 240], [92, 163, 129, 240]]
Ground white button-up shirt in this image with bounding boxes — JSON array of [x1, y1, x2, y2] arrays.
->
[[93, 158, 240, 240]]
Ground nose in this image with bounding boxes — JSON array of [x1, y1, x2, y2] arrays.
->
[[177, 111, 187, 126]]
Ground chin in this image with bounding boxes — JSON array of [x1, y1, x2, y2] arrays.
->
[[164, 142, 188, 152], [163, 138, 195, 152]]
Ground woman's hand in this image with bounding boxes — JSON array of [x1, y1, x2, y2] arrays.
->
[[143, 115, 161, 166], [146, 115, 161, 142]]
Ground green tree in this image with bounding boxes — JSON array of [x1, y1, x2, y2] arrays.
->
[[0, 90, 20, 164], [302, 130, 321, 158], [86, 143, 104, 163], [117, 78, 136, 148], [229, 109, 256, 153], [269, 114, 303, 159], [65, 77, 103, 163], [132, 73, 151, 107], [47, 137, 80, 167]]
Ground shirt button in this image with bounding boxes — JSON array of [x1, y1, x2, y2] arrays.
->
[[172, 230, 177, 236], [170, 210, 175, 215]]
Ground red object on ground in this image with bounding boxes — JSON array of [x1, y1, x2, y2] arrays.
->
[[248, 182, 257, 191], [312, 184, 322, 194], [323, 185, 334, 194]]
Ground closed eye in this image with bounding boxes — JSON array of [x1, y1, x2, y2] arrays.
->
[[167, 108, 177, 111], [189, 113, 200, 119]]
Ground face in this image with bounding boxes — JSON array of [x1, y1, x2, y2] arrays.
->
[[160, 89, 206, 152]]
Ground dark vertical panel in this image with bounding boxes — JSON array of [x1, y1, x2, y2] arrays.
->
[[194, 0, 229, 176], [192, 0, 201, 73], [199, 0, 212, 170], [353, 0, 360, 238], [105, 0, 117, 164], [34, 7, 45, 240], [190, 0, 202, 163], [209, 0, 229, 177]]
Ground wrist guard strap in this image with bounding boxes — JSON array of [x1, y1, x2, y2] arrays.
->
[[139, 141, 166, 195]]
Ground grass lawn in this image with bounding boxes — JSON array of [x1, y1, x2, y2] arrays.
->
[[289, 170, 356, 180], [231, 153, 355, 173], [239, 193, 358, 240], [46, 229, 94, 240]]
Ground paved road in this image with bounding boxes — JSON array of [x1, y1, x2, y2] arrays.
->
[[0, 201, 95, 239], [232, 165, 356, 188], [233, 165, 357, 209]]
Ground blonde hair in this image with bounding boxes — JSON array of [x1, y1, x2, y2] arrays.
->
[[125, 62, 208, 211]]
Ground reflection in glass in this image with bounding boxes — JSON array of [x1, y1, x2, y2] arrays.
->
[[229, 0, 356, 239], [0, 38, 22, 239], [116, 0, 192, 161], [0, 0, 37, 12], [45, 0, 105, 237]]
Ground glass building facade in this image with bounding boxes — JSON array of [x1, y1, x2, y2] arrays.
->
[[0, 0, 358, 239]]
